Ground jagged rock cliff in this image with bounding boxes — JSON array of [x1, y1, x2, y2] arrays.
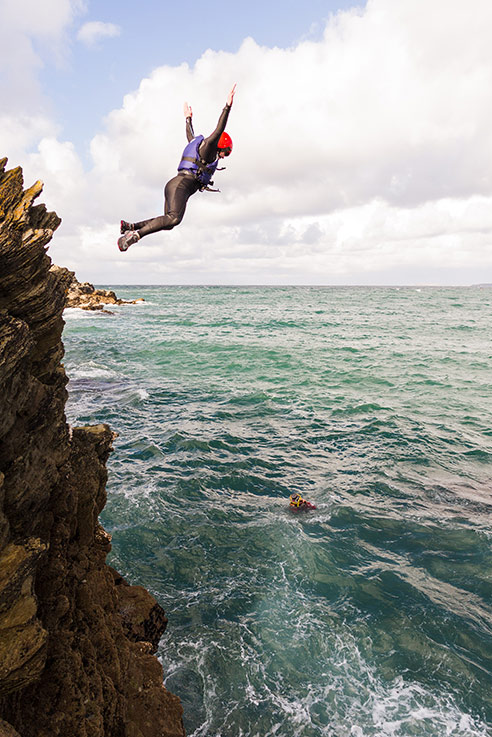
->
[[0, 158, 185, 737]]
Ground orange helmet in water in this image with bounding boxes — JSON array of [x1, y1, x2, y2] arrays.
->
[[289, 493, 304, 507]]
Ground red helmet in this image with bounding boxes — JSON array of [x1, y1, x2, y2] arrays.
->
[[218, 131, 233, 152]]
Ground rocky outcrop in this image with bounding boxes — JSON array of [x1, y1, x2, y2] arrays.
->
[[49, 265, 144, 312], [0, 158, 185, 737]]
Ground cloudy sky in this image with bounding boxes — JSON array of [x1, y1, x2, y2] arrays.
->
[[1, 0, 492, 285]]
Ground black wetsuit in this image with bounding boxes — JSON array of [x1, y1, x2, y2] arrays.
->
[[134, 104, 231, 238]]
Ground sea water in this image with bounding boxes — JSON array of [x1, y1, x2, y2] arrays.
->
[[63, 286, 492, 737]]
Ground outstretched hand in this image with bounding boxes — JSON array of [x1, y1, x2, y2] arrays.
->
[[227, 83, 236, 107], [183, 102, 193, 118]]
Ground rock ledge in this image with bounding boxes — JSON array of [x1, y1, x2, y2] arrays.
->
[[50, 265, 144, 312]]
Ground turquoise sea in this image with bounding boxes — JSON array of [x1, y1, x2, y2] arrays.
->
[[63, 286, 492, 737]]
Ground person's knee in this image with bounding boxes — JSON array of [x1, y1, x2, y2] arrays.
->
[[166, 213, 183, 229]]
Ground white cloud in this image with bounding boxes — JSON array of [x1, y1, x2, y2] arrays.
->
[[0, 0, 84, 204], [0, 0, 85, 111], [5, 0, 492, 284], [0, 114, 58, 161], [0, 0, 85, 38], [27, 137, 86, 208], [77, 21, 121, 47]]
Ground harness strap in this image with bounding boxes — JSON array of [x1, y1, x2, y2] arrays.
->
[[181, 157, 221, 192], [181, 156, 211, 172]]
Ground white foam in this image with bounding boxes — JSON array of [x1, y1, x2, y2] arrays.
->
[[159, 606, 492, 737], [63, 307, 95, 319], [69, 362, 119, 380]]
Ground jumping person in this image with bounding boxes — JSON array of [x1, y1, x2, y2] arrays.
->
[[118, 84, 236, 252]]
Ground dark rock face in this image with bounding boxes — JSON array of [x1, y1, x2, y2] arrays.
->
[[0, 158, 185, 737], [49, 265, 144, 312]]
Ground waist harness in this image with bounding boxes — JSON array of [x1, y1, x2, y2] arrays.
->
[[178, 135, 224, 191]]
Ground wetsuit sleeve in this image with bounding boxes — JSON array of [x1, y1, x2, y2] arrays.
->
[[198, 104, 231, 162], [186, 116, 195, 142]]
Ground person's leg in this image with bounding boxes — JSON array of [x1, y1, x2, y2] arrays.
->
[[120, 220, 135, 233], [135, 175, 198, 237], [118, 174, 199, 251]]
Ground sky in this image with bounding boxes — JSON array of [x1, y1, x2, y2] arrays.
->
[[1, 0, 492, 285]]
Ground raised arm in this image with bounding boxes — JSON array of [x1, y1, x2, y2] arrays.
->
[[199, 84, 236, 162], [184, 101, 195, 142], [226, 84, 236, 107]]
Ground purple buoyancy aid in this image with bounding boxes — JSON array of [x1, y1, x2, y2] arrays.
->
[[178, 135, 219, 186]]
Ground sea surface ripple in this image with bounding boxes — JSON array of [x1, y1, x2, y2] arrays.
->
[[63, 286, 492, 737]]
